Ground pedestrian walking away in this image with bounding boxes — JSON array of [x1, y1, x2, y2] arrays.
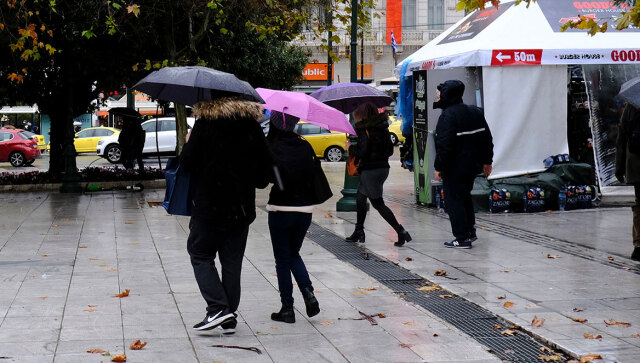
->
[[433, 80, 493, 249], [615, 102, 640, 261], [180, 97, 272, 333], [265, 111, 322, 324], [345, 102, 412, 247], [117, 109, 145, 171]]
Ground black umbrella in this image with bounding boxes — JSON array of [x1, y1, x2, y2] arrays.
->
[[310, 82, 392, 114], [133, 66, 264, 105], [618, 76, 640, 109]]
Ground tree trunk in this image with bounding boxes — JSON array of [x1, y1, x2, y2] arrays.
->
[[175, 104, 188, 156]]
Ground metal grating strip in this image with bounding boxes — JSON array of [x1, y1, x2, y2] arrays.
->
[[305, 221, 567, 362]]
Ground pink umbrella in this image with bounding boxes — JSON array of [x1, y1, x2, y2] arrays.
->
[[256, 88, 356, 135]]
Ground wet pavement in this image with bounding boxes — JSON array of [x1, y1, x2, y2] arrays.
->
[[1, 159, 639, 362]]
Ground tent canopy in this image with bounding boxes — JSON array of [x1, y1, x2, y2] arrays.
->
[[397, 0, 639, 75]]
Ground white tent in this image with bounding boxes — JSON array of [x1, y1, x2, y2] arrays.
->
[[396, 0, 640, 192]]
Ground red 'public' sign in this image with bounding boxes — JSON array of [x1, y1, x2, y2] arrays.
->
[[490, 49, 543, 66]]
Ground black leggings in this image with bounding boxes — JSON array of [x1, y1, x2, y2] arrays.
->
[[355, 192, 400, 231]]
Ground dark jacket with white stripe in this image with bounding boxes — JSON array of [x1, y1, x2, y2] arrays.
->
[[434, 80, 494, 177]]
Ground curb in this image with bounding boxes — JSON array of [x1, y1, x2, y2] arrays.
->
[[0, 179, 166, 193]]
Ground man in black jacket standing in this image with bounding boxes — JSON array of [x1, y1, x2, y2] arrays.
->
[[433, 80, 493, 249]]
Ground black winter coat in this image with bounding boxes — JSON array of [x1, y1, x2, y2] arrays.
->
[[180, 98, 271, 229], [267, 134, 317, 207], [350, 113, 394, 171], [434, 80, 493, 177]]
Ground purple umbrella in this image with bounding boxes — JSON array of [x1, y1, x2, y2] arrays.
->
[[256, 88, 356, 135], [310, 83, 393, 114]]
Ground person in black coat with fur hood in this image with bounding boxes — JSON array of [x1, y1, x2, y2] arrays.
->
[[345, 102, 412, 246], [433, 80, 493, 249], [180, 97, 272, 333]]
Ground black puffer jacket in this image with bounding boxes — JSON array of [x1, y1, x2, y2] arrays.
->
[[350, 113, 394, 171], [180, 98, 271, 229], [267, 132, 317, 207], [434, 80, 493, 177]]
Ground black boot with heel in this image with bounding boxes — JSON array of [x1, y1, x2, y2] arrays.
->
[[300, 286, 320, 317], [271, 304, 295, 323], [345, 227, 365, 243], [394, 225, 412, 247]]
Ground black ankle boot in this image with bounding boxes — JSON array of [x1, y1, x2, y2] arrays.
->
[[300, 286, 320, 317], [271, 305, 295, 323], [346, 227, 365, 242], [394, 226, 412, 247], [632, 247, 640, 261]]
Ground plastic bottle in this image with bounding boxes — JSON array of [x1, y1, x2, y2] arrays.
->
[[523, 191, 528, 213], [435, 187, 442, 211], [558, 186, 567, 211]]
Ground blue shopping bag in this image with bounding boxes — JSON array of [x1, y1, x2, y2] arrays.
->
[[162, 157, 192, 216]]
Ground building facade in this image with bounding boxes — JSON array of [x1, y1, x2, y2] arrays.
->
[[291, 0, 464, 92]]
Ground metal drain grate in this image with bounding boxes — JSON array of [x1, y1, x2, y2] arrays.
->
[[305, 222, 566, 362]]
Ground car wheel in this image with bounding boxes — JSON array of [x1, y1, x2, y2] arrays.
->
[[9, 151, 25, 167], [390, 133, 398, 145], [324, 146, 344, 162], [105, 144, 122, 164]]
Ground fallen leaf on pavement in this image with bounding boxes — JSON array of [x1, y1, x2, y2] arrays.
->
[[319, 321, 333, 326], [377, 313, 386, 318], [405, 257, 413, 261], [124, 222, 134, 225], [434, 270, 447, 276], [503, 301, 515, 308], [573, 308, 584, 312], [99, 265, 108, 268], [326, 213, 333, 218], [532, 316, 545, 327], [481, 226, 490, 231], [42, 255, 48, 257], [526, 303, 539, 308], [433, 333, 439, 337], [417, 285, 440, 291], [439, 294, 453, 299], [364, 287, 376, 291], [402, 321, 416, 326], [583, 333, 602, 339], [540, 347, 553, 353], [52, 224, 59, 227], [353, 291, 366, 295], [84, 308, 97, 312], [607, 256, 614, 261], [547, 254, 561, 259], [501, 270, 511, 273], [111, 354, 126, 362], [623, 266, 631, 270], [112, 289, 130, 298], [39, 296, 47, 300], [87, 349, 105, 354], [500, 329, 516, 336], [632, 334, 640, 338], [79, 245, 87, 248], [539, 354, 563, 362], [604, 319, 631, 327], [88, 305, 97, 307], [578, 354, 603, 362], [573, 318, 588, 323], [497, 295, 506, 299], [493, 324, 501, 329], [129, 340, 147, 350], [107, 268, 117, 272], [88, 257, 98, 260], [399, 343, 411, 348]]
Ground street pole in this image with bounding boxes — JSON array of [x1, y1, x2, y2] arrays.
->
[[336, 0, 360, 212]]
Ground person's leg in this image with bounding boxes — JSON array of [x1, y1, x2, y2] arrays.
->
[[136, 148, 144, 171], [369, 197, 400, 229], [442, 177, 470, 242], [462, 176, 477, 240], [632, 185, 640, 260], [268, 212, 295, 306], [288, 213, 313, 290], [346, 191, 368, 242], [217, 225, 249, 313], [186, 219, 229, 312]]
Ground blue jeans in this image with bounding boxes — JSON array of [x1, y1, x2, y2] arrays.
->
[[268, 211, 313, 306]]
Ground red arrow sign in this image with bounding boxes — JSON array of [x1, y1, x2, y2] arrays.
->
[[491, 49, 542, 66]]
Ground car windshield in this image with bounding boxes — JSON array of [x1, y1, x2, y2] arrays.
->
[[17, 132, 31, 140]]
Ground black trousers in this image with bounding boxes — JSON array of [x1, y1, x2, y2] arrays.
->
[[187, 218, 249, 314], [442, 175, 476, 241]]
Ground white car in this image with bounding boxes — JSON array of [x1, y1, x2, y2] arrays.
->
[[97, 117, 195, 163]]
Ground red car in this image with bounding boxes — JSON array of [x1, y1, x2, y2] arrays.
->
[[0, 129, 41, 167]]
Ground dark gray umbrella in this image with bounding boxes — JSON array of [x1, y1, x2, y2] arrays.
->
[[133, 66, 264, 105], [619, 76, 640, 109], [310, 82, 393, 114]]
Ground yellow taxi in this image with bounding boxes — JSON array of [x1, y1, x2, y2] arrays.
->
[[294, 122, 347, 162], [388, 116, 406, 145], [48, 127, 120, 153], [21, 131, 46, 152]]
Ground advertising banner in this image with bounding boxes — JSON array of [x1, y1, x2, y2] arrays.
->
[[302, 63, 334, 81], [413, 70, 430, 204], [538, 0, 638, 32], [438, 2, 514, 45]]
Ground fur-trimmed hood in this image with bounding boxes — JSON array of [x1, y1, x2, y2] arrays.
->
[[193, 97, 263, 122]]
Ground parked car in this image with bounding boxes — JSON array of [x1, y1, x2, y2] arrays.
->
[[294, 122, 347, 162], [46, 126, 120, 153], [97, 117, 195, 163], [388, 116, 406, 145], [0, 129, 41, 166], [21, 130, 46, 152]]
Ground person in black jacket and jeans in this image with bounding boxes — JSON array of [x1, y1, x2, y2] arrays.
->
[[433, 80, 494, 249], [266, 111, 321, 324], [345, 102, 412, 246], [180, 97, 271, 333]]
